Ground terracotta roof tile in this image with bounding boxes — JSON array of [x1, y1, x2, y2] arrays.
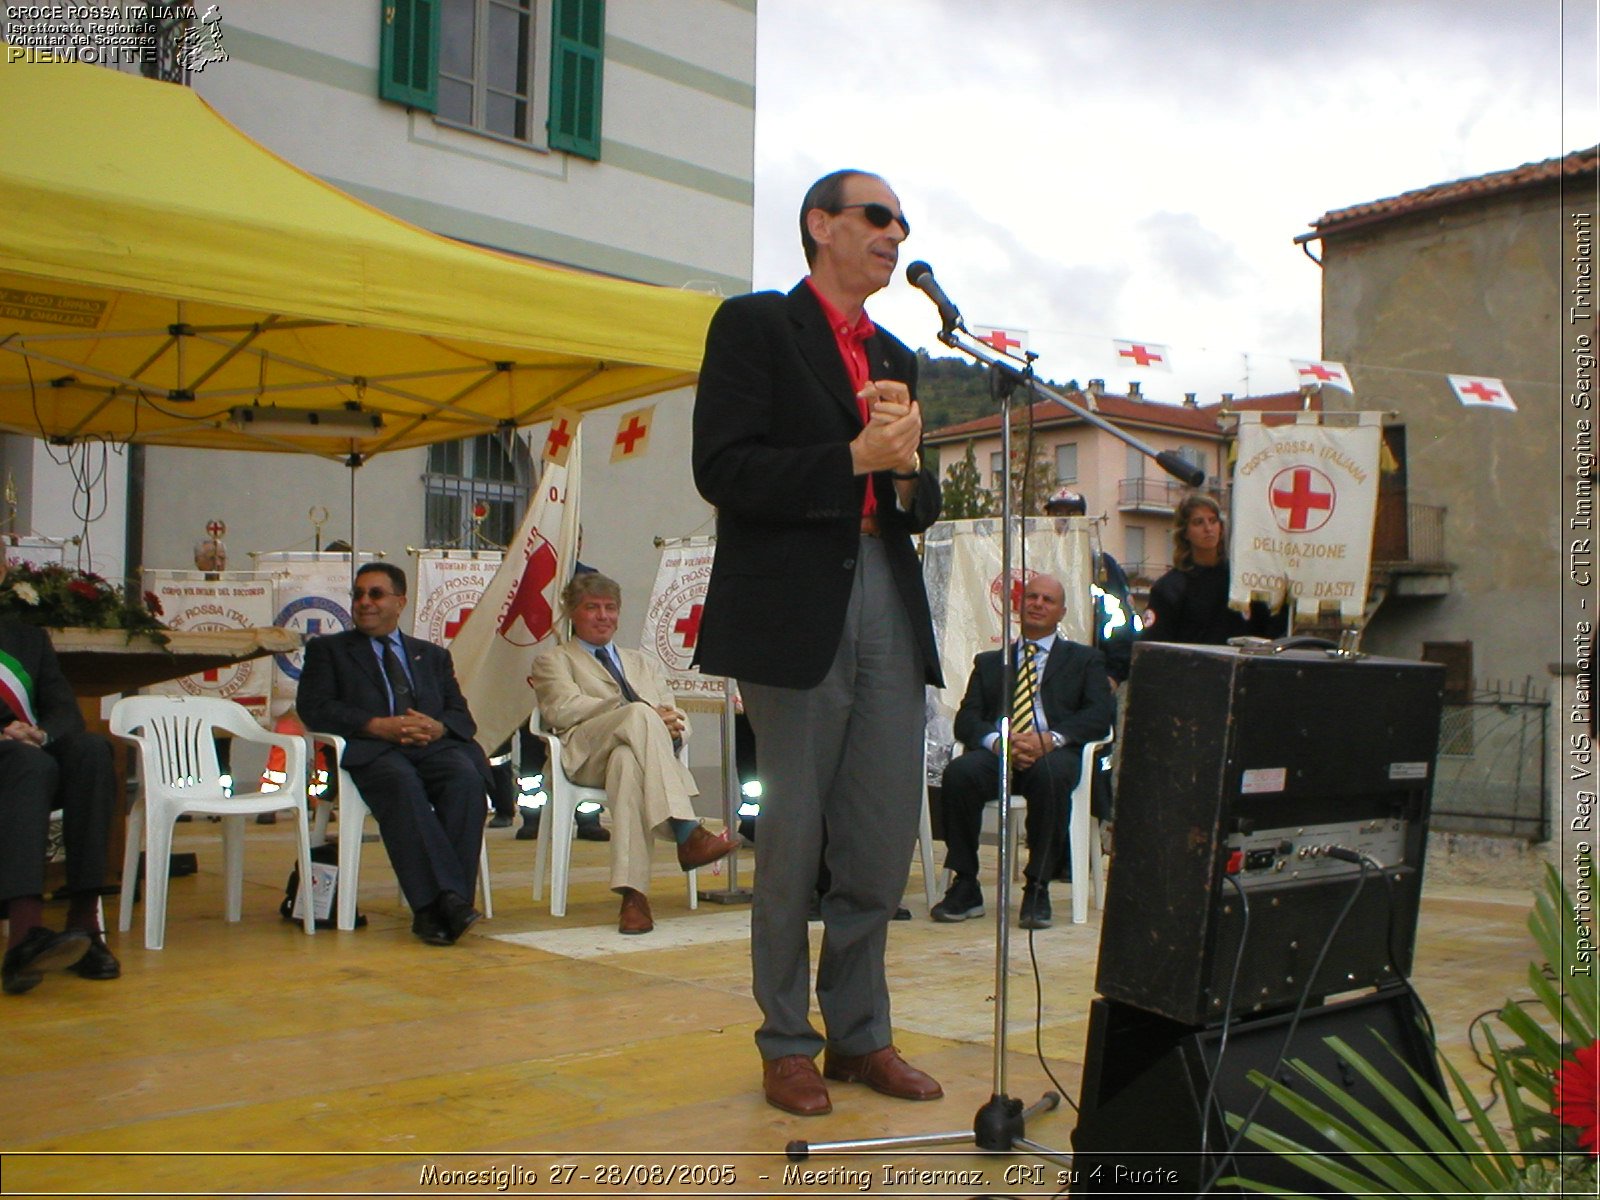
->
[[925, 389, 1314, 443], [1309, 145, 1598, 238]]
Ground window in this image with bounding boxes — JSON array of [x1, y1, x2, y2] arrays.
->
[[1055, 442, 1078, 484], [1124, 525, 1145, 572], [1125, 444, 1144, 480], [380, 0, 603, 158], [990, 451, 1004, 490], [424, 432, 535, 548]]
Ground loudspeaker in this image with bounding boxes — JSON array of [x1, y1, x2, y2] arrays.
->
[[1070, 989, 1444, 1195], [1097, 643, 1443, 1025]]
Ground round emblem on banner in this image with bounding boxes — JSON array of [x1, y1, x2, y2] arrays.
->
[[652, 579, 705, 671], [1268, 465, 1337, 534], [177, 620, 258, 701], [272, 594, 352, 679], [988, 567, 1038, 619], [417, 576, 484, 646]]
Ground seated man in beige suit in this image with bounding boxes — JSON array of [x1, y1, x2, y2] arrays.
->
[[529, 573, 739, 934]]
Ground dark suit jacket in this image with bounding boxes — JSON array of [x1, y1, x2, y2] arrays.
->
[[952, 636, 1114, 754], [692, 282, 943, 690], [296, 628, 488, 779], [0, 619, 84, 743]]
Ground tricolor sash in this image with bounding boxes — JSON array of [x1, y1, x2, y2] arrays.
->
[[0, 647, 37, 727]]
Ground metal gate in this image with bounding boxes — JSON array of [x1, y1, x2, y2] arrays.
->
[[1430, 681, 1549, 840]]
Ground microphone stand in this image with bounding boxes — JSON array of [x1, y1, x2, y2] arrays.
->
[[786, 319, 1204, 1170]]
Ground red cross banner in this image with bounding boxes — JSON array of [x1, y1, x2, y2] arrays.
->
[[1448, 373, 1518, 412], [412, 550, 502, 647], [541, 406, 580, 467], [1228, 413, 1382, 625], [970, 325, 1029, 359], [1112, 338, 1173, 372], [452, 424, 583, 753], [638, 536, 723, 711], [1291, 359, 1355, 394], [142, 570, 276, 722], [610, 404, 654, 464]]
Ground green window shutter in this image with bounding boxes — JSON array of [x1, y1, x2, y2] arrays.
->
[[548, 0, 604, 160], [379, 0, 439, 112]]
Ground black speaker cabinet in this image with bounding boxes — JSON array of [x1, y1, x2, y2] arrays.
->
[[1070, 988, 1444, 1195], [1098, 644, 1444, 1026]]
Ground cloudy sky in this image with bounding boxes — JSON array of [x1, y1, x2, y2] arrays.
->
[[749, 0, 1597, 406]]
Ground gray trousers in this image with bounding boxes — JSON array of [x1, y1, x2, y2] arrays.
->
[[741, 538, 926, 1060]]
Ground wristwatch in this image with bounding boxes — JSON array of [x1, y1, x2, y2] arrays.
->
[[1047, 731, 1064, 749], [890, 451, 921, 481]]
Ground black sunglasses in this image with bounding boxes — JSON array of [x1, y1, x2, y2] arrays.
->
[[832, 202, 910, 237], [351, 587, 398, 601]]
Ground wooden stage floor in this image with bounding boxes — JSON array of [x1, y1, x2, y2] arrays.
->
[[1, 818, 1538, 1198]]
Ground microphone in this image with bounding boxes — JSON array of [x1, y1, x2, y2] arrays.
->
[[905, 261, 964, 333]]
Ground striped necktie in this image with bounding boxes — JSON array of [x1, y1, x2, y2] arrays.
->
[[1012, 643, 1040, 735]]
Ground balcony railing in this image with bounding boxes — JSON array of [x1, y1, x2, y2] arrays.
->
[[1118, 476, 1186, 512]]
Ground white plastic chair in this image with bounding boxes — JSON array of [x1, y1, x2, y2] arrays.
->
[[309, 733, 493, 932], [111, 696, 315, 950], [527, 715, 698, 918], [941, 731, 1114, 925]]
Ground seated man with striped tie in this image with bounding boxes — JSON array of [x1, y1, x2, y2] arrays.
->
[[297, 562, 492, 946], [932, 575, 1114, 930], [528, 574, 739, 935]]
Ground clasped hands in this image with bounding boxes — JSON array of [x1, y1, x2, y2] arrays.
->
[[1008, 729, 1054, 770], [654, 705, 686, 739], [849, 380, 921, 476], [2, 720, 46, 746], [365, 709, 445, 747]]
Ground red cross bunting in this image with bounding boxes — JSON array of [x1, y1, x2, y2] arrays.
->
[[615, 415, 648, 455], [979, 330, 1021, 354], [545, 419, 572, 457], [445, 608, 474, 640], [1458, 380, 1504, 404], [205, 519, 226, 539], [1297, 363, 1340, 382], [1118, 343, 1164, 367], [1270, 467, 1335, 532], [674, 603, 704, 650]]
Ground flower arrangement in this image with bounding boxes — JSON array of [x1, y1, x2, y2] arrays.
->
[[0, 558, 168, 635], [1228, 858, 1598, 1196]]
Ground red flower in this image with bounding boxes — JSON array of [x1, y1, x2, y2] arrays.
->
[[68, 579, 100, 600], [1555, 1040, 1600, 1156], [143, 591, 164, 617]]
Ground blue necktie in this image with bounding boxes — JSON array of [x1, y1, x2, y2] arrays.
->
[[596, 647, 639, 703]]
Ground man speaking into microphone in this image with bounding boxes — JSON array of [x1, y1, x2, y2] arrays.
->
[[693, 169, 945, 1117]]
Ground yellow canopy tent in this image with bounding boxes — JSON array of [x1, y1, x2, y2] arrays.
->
[[0, 47, 720, 462]]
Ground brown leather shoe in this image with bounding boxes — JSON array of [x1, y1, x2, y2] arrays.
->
[[617, 888, 653, 935], [823, 1045, 943, 1101], [677, 826, 740, 871], [762, 1054, 832, 1116]]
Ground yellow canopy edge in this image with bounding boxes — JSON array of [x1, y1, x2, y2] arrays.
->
[[0, 47, 722, 457]]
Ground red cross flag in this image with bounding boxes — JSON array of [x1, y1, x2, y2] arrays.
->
[[1228, 414, 1382, 625], [453, 424, 583, 752], [1112, 338, 1172, 372], [1448, 374, 1518, 412], [1291, 359, 1354, 393], [610, 404, 654, 464], [541, 407, 581, 467], [971, 325, 1029, 359]]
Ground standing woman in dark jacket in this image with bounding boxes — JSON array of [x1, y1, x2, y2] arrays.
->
[[1143, 493, 1285, 645]]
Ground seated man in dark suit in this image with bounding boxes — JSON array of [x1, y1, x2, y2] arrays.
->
[[0, 547, 120, 994], [297, 562, 491, 946], [932, 574, 1113, 930]]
